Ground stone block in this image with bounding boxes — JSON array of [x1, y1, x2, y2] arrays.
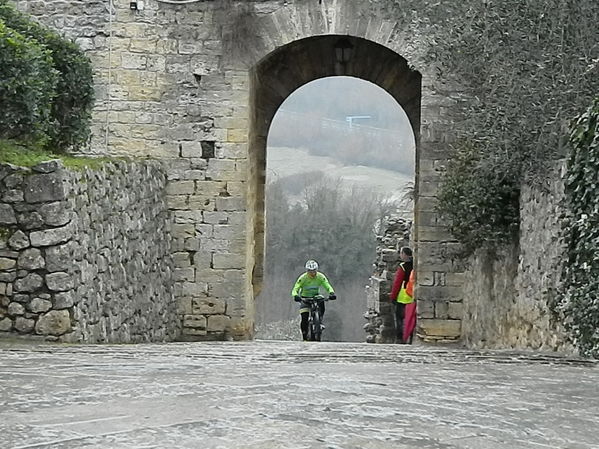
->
[[35, 310, 71, 336], [173, 211, 203, 224], [225, 128, 246, 143], [448, 302, 463, 320], [417, 226, 455, 243], [183, 237, 200, 251], [15, 316, 35, 333], [177, 297, 193, 315], [182, 170, 206, 181], [207, 314, 230, 332], [30, 223, 73, 247], [182, 327, 207, 336], [14, 273, 43, 293], [174, 267, 195, 282], [446, 272, 465, 286], [180, 141, 204, 158], [216, 197, 246, 211], [181, 281, 207, 297], [216, 143, 246, 159], [417, 285, 462, 302], [202, 211, 230, 224], [23, 173, 65, 203], [3, 173, 23, 188], [183, 314, 206, 330], [16, 211, 44, 230], [0, 317, 12, 331], [173, 252, 192, 268], [39, 202, 72, 226], [0, 249, 18, 258], [212, 253, 245, 269], [166, 180, 195, 196], [210, 275, 244, 300], [417, 319, 461, 338], [29, 297, 52, 313], [53, 291, 75, 309], [45, 272, 74, 292], [32, 160, 63, 174], [0, 257, 16, 270], [418, 300, 435, 319], [190, 158, 208, 170], [188, 197, 216, 211], [435, 301, 449, 319], [8, 302, 25, 316], [417, 271, 435, 286], [8, 230, 29, 250], [206, 159, 238, 181], [192, 251, 212, 269], [0, 204, 16, 225], [45, 242, 73, 273], [2, 189, 24, 202], [172, 224, 195, 239], [193, 297, 226, 315], [17, 248, 45, 270], [166, 195, 189, 209]]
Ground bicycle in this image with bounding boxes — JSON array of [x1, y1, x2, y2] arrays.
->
[[301, 295, 334, 341]]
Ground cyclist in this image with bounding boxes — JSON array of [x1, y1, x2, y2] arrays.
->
[[291, 260, 336, 341]]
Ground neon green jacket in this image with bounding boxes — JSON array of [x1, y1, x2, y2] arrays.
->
[[291, 272, 335, 298]]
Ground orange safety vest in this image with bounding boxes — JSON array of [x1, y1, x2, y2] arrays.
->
[[406, 270, 415, 298], [396, 268, 415, 304]]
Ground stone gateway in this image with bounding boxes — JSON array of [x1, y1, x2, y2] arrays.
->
[[2, 0, 471, 342]]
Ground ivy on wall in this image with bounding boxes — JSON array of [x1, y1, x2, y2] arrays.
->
[[560, 100, 599, 358], [384, 0, 599, 254]]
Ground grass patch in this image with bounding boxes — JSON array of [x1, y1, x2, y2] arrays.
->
[[0, 139, 113, 170]]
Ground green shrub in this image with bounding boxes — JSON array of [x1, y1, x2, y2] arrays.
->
[[405, 0, 599, 253], [0, 21, 58, 141], [436, 143, 521, 254], [560, 99, 599, 358], [0, 2, 94, 151]]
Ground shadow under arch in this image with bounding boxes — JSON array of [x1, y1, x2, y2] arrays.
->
[[247, 35, 422, 297]]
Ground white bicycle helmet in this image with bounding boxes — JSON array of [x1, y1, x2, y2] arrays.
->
[[305, 259, 319, 271]]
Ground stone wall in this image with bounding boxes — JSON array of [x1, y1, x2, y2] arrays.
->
[[364, 216, 411, 343], [13, 0, 469, 341], [0, 159, 177, 343], [461, 162, 574, 354]]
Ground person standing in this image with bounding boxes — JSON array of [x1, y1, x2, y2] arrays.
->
[[291, 259, 336, 341], [389, 247, 413, 344]]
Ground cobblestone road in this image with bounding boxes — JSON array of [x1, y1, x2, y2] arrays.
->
[[0, 341, 597, 449]]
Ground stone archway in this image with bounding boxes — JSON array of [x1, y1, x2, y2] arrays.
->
[[14, 0, 466, 343], [247, 35, 422, 300]]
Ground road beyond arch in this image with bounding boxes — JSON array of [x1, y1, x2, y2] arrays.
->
[[1, 341, 597, 448]]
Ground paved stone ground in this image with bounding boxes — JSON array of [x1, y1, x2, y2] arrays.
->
[[0, 340, 598, 449]]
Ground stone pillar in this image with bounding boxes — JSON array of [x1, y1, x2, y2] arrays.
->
[[364, 216, 411, 343]]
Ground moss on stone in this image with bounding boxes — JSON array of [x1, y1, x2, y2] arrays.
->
[[0, 138, 114, 171]]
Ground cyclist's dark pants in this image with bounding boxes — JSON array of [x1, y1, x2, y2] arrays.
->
[[300, 302, 325, 340], [394, 302, 406, 343]]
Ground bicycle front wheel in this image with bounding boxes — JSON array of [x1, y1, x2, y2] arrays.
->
[[310, 311, 322, 342]]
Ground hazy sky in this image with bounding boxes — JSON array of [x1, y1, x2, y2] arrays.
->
[[267, 76, 416, 176], [278, 76, 414, 132]]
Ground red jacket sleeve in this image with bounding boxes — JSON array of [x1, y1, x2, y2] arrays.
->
[[389, 266, 406, 302]]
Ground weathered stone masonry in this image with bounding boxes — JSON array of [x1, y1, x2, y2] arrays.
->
[[0, 160, 177, 343], [364, 216, 412, 344], [12, 0, 469, 341], [462, 162, 574, 354]]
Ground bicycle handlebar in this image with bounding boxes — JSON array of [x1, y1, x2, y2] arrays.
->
[[300, 295, 335, 302]]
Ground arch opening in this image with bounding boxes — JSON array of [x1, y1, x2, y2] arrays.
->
[[258, 75, 416, 341], [246, 35, 422, 339]]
